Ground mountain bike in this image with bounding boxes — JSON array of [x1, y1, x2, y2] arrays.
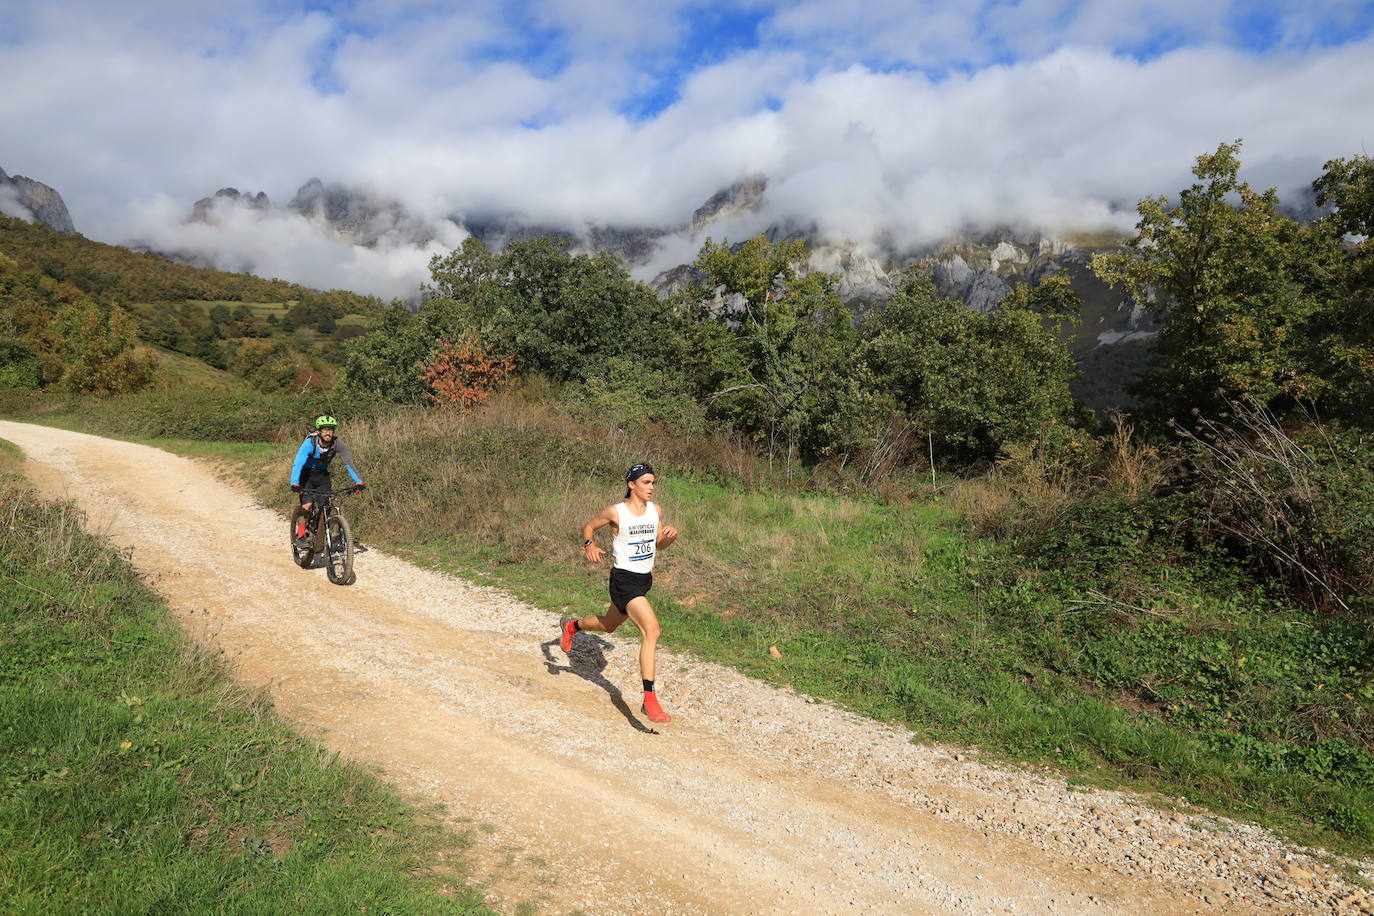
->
[[290, 488, 358, 585]]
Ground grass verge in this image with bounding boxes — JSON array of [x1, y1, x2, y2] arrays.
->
[[0, 461, 494, 914]]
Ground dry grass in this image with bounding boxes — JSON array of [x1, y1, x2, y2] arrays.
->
[[948, 413, 1172, 541]]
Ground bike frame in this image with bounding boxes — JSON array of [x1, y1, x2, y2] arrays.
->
[[300, 488, 351, 551]]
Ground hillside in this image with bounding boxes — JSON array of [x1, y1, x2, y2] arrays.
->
[[0, 214, 353, 305], [0, 215, 382, 395]]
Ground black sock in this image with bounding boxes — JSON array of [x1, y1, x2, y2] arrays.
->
[[643, 679, 655, 693]]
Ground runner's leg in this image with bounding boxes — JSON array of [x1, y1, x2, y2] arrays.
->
[[623, 596, 660, 682], [575, 604, 628, 634]]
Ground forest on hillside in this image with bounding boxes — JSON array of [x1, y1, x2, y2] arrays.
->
[[0, 215, 384, 393]]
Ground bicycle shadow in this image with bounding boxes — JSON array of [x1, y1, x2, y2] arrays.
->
[[540, 635, 658, 735]]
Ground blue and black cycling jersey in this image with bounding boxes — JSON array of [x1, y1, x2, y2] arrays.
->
[[291, 433, 363, 488]]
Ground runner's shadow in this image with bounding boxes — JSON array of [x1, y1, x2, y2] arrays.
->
[[540, 635, 658, 735]]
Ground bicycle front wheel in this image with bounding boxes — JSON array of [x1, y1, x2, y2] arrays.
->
[[324, 511, 355, 585]]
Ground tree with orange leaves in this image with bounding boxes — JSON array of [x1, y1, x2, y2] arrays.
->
[[419, 336, 514, 409]]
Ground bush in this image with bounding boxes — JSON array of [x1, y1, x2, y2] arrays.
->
[[571, 356, 706, 433], [0, 336, 41, 389], [1177, 400, 1374, 619], [419, 337, 514, 409]]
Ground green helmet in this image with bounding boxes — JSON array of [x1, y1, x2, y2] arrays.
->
[[314, 414, 338, 429]]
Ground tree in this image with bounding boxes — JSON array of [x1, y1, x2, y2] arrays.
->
[[228, 338, 305, 391], [859, 271, 1080, 462], [52, 301, 158, 394], [1308, 154, 1374, 425], [345, 235, 685, 404], [1092, 141, 1339, 421], [339, 304, 430, 402], [425, 235, 682, 382], [678, 235, 875, 461]]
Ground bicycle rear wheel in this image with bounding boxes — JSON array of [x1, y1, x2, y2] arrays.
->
[[290, 507, 315, 568], [324, 511, 355, 585]]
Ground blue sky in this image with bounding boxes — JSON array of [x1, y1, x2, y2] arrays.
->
[[1, 0, 1372, 296]]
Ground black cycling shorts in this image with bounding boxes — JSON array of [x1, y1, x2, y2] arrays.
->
[[298, 469, 332, 505], [609, 567, 652, 611]]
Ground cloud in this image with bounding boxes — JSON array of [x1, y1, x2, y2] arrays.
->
[[1, 1, 1371, 299], [128, 195, 464, 299], [0, 185, 35, 223]]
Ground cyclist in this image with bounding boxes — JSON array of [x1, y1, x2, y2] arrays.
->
[[291, 415, 365, 545], [562, 463, 679, 723]]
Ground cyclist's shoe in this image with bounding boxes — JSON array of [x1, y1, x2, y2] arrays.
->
[[293, 534, 311, 548], [295, 521, 308, 540], [559, 617, 578, 654], [641, 691, 671, 723]]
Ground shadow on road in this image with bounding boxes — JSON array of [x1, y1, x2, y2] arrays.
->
[[540, 634, 658, 735]]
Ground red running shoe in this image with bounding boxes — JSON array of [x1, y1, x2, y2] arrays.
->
[[560, 617, 577, 654], [641, 691, 671, 723]]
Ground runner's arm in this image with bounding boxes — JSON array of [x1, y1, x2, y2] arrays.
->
[[579, 505, 616, 563], [657, 509, 679, 550]]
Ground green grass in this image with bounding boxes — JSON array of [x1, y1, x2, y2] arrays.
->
[[0, 388, 325, 443], [0, 471, 494, 913], [181, 299, 294, 317], [0, 438, 21, 475], [139, 344, 244, 392]]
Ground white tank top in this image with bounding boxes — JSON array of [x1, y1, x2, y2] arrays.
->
[[611, 501, 659, 572]]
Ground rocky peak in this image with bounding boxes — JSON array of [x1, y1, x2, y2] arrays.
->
[[190, 187, 271, 223], [691, 177, 767, 233], [0, 166, 76, 233], [288, 178, 431, 247]]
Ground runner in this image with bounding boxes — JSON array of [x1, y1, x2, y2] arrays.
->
[[562, 463, 679, 723]]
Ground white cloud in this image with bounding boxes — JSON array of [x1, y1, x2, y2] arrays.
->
[[0, 185, 35, 223], [128, 195, 463, 299], [0, 1, 1370, 299]]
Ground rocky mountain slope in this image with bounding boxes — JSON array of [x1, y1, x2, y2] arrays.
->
[[178, 173, 1151, 410], [0, 167, 76, 234]]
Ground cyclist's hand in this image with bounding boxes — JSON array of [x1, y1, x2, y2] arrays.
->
[[352, 483, 366, 493], [291, 484, 303, 493]]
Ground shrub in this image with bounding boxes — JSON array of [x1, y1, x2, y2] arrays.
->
[[0, 336, 41, 389], [571, 356, 706, 432], [419, 337, 514, 410], [52, 302, 158, 395], [1176, 399, 1374, 619]]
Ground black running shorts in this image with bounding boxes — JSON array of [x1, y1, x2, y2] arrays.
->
[[609, 567, 652, 611]]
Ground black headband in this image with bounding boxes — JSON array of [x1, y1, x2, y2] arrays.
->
[[624, 463, 654, 498]]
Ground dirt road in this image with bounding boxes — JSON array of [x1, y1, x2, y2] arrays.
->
[[3, 421, 1370, 915]]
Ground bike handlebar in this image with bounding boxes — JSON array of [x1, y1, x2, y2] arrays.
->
[[298, 488, 362, 498]]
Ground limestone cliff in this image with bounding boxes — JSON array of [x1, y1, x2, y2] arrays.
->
[[0, 167, 76, 233]]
